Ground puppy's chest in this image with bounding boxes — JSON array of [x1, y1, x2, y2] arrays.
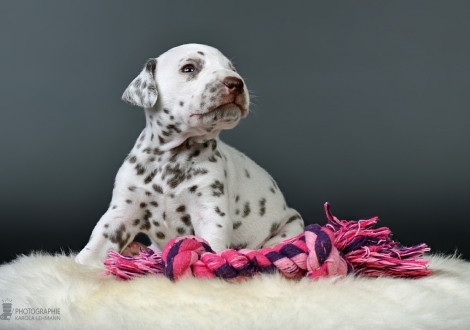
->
[[122, 146, 228, 238], [124, 142, 226, 202]]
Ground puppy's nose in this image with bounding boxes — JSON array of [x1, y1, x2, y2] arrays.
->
[[223, 76, 244, 94]]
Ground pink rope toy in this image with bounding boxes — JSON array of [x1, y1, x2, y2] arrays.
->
[[104, 203, 432, 281]]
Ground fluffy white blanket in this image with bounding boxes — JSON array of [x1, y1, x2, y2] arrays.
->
[[0, 253, 469, 330]]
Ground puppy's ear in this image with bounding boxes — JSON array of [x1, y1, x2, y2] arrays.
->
[[122, 59, 158, 108]]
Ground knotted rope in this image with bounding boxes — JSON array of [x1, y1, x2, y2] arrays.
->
[[104, 203, 432, 281]]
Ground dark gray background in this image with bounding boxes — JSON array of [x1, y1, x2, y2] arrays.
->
[[1, 1, 469, 264]]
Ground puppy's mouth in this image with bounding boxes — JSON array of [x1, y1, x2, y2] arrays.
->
[[190, 102, 245, 118]]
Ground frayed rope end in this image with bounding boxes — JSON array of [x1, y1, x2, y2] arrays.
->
[[324, 202, 432, 278]]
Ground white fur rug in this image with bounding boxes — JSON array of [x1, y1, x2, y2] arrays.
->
[[0, 253, 469, 330]]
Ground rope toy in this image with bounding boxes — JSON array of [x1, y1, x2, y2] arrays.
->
[[104, 203, 432, 281]]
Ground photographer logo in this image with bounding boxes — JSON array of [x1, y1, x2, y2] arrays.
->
[[0, 298, 60, 322]]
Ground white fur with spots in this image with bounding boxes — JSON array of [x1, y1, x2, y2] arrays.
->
[[76, 44, 304, 267]]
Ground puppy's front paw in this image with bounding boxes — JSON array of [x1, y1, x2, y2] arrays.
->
[[75, 248, 106, 268]]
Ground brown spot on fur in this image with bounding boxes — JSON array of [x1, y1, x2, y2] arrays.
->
[[211, 180, 224, 197], [259, 198, 266, 216], [144, 170, 157, 184], [153, 148, 164, 155], [140, 210, 152, 231], [169, 153, 179, 163], [146, 59, 156, 75], [215, 206, 226, 217], [192, 168, 208, 176], [167, 172, 186, 188], [233, 221, 242, 230], [109, 224, 131, 251], [167, 124, 182, 133], [242, 202, 251, 217], [152, 184, 164, 194], [181, 214, 191, 226], [135, 164, 145, 175], [270, 223, 280, 235], [287, 214, 302, 224]]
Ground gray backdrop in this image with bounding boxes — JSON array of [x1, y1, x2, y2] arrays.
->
[[1, 1, 469, 263]]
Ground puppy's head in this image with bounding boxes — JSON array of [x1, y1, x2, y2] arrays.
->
[[122, 44, 250, 142]]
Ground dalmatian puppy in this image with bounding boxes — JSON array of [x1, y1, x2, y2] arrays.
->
[[75, 44, 304, 267]]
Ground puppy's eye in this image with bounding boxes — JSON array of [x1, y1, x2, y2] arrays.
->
[[181, 64, 196, 73]]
